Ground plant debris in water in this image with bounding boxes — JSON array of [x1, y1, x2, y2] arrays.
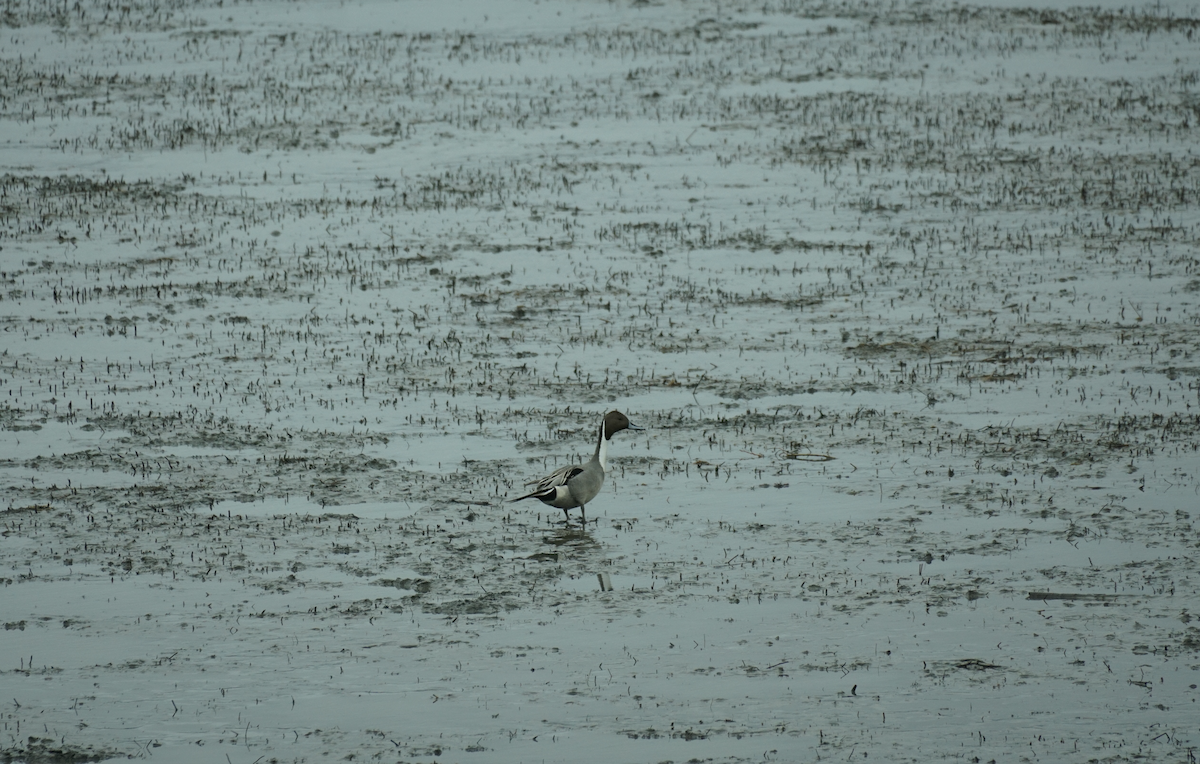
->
[[2, 0, 1200, 762]]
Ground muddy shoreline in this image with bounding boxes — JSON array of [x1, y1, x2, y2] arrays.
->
[[3, 0, 1200, 762]]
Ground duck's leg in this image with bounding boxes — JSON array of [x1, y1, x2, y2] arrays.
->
[[562, 507, 571, 524], [580, 503, 587, 527]]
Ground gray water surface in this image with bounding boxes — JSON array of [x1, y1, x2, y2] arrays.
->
[[2, 1, 1199, 762]]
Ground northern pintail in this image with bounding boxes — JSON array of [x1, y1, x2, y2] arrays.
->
[[510, 410, 643, 526]]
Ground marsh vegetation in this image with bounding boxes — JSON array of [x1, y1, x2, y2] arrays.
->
[[2, 0, 1199, 761]]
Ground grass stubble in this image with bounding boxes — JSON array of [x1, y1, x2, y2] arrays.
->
[[1, 0, 1199, 762]]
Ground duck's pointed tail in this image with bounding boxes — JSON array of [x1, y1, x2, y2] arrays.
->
[[508, 488, 551, 503]]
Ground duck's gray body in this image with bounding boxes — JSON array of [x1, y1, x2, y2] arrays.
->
[[510, 410, 642, 525]]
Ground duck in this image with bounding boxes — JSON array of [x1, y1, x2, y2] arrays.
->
[[510, 410, 643, 526]]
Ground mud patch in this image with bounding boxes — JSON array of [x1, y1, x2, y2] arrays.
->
[[3, 0, 1200, 763]]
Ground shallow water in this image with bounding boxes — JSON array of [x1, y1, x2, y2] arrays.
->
[[2, 0, 1200, 762]]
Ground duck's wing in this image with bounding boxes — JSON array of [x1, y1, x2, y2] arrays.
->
[[528, 463, 583, 491], [509, 463, 583, 503]]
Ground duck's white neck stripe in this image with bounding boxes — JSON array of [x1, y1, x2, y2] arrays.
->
[[597, 420, 609, 471]]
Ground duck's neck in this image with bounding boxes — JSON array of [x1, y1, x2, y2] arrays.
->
[[593, 420, 609, 471]]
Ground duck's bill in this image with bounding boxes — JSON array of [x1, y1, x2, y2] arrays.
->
[[627, 421, 645, 431]]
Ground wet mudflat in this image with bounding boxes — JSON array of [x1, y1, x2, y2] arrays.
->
[[2, 0, 1200, 761]]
